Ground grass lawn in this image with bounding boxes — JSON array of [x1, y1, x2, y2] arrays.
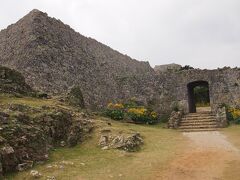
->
[[7, 119, 187, 180], [0, 94, 56, 107]]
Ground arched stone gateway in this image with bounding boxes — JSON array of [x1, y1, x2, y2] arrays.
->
[[154, 68, 240, 128]]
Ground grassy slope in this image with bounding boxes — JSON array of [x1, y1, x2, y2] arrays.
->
[[0, 94, 80, 116], [0, 94, 56, 107], [7, 94, 240, 180], [221, 125, 240, 179], [9, 121, 186, 180], [1, 94, 187, 180]]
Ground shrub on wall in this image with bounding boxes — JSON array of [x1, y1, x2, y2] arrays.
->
[[68, 86, 85, 108], [225, 105, 240, 124]]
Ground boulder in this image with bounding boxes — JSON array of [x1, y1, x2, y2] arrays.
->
[[0, 112, 9, 124], [99, 135, 109, 148], [30, 170, 42, 178], [16, 160, 33, 171], [99, 133, 143, 152], [0, 146, 18, 173]]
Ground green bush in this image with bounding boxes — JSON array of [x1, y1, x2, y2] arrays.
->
[[226, 110, 234, 121], [234, 117, 240, 124], [224, 105, 240, 124], [105, 101, 159, 124], [126, 107, 158, 124], [68, 86, 85, 108], [34, 92, 48, 98], [104, 103, 125, 120], [105, 102, 158, 124], [105, 109, 124, 120], [179, 65, 194, 71], [159, 114, 170, 123]]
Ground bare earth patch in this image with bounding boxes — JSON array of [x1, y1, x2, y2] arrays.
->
[[156, 131, 240, 180]]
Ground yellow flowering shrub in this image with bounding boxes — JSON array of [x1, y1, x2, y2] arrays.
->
[[228, 108, 240, 119], [127, 107, 147, 116], [150, 111, 158, 119], [107, 103, 124, 109], [105, 101, 159, 124], [226, 106, 240, 124], [106, 102, 124, 120], [127, 107, 158, 124]]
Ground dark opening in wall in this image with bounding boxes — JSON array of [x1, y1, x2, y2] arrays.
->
[[187, 81, 210, 113]]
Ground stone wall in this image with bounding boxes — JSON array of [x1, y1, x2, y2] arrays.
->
[[0, 9, 239, 114], [0, 10, 154, 109], [154, 67, 240, 114]]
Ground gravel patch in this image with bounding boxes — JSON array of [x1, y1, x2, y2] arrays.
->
[[183, 131, 239, 152]]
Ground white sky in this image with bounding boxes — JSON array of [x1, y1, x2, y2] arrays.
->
[[1, 0, 240, 69]]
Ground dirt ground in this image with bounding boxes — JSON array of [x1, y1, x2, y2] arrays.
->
[[155, 131, 240, 180]]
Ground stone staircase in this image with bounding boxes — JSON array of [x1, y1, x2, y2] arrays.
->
[[179, 111, 219, 132]]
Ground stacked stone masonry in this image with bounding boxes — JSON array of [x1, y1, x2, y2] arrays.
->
[[0, 10, 239, 120]]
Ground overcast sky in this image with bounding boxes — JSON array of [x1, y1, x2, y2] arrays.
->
[[1, 0, 240, 69]]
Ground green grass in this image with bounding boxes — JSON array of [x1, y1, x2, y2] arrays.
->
[[0, 94, 56, 107], [196, 102, 210, 107], [7, 118, 187, 180], [0, 93, 81, 115]]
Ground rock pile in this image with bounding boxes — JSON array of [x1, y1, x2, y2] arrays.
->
[[0, 109, 93, 176], [99, 132, 144, 152], [168, 111, 184, 129]]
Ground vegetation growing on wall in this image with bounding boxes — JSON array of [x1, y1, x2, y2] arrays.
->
[[0, 66, 33, 95], [179, 65, 194, 71], [227, 107, 240, 124], [67, 86, 85, 108], [194, 86, 210, 107], [105, 99, 158, 124]]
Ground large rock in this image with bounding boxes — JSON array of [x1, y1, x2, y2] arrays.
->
[[0, 146, 18, 173], [30, 170, 42, 178], [0, 112, 9, 124], [99, 133, 144, 152]]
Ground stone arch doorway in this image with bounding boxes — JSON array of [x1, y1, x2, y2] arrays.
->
[[187, 81, 210, 113]]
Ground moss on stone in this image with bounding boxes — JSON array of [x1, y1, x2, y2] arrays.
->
[[67, 86, 85, 108]]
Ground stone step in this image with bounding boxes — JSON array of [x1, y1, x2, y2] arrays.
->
[[181, 119, 216, 123], [185, 114, 215, 117], [177, 112, 220, 132], [180, 121, 217, 126], [182, 117, 216, 121], [179, 128, 219, 132], [187, 113, 214, 116], [186, 112, 215, 115], [179, 124, 218, 129]]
